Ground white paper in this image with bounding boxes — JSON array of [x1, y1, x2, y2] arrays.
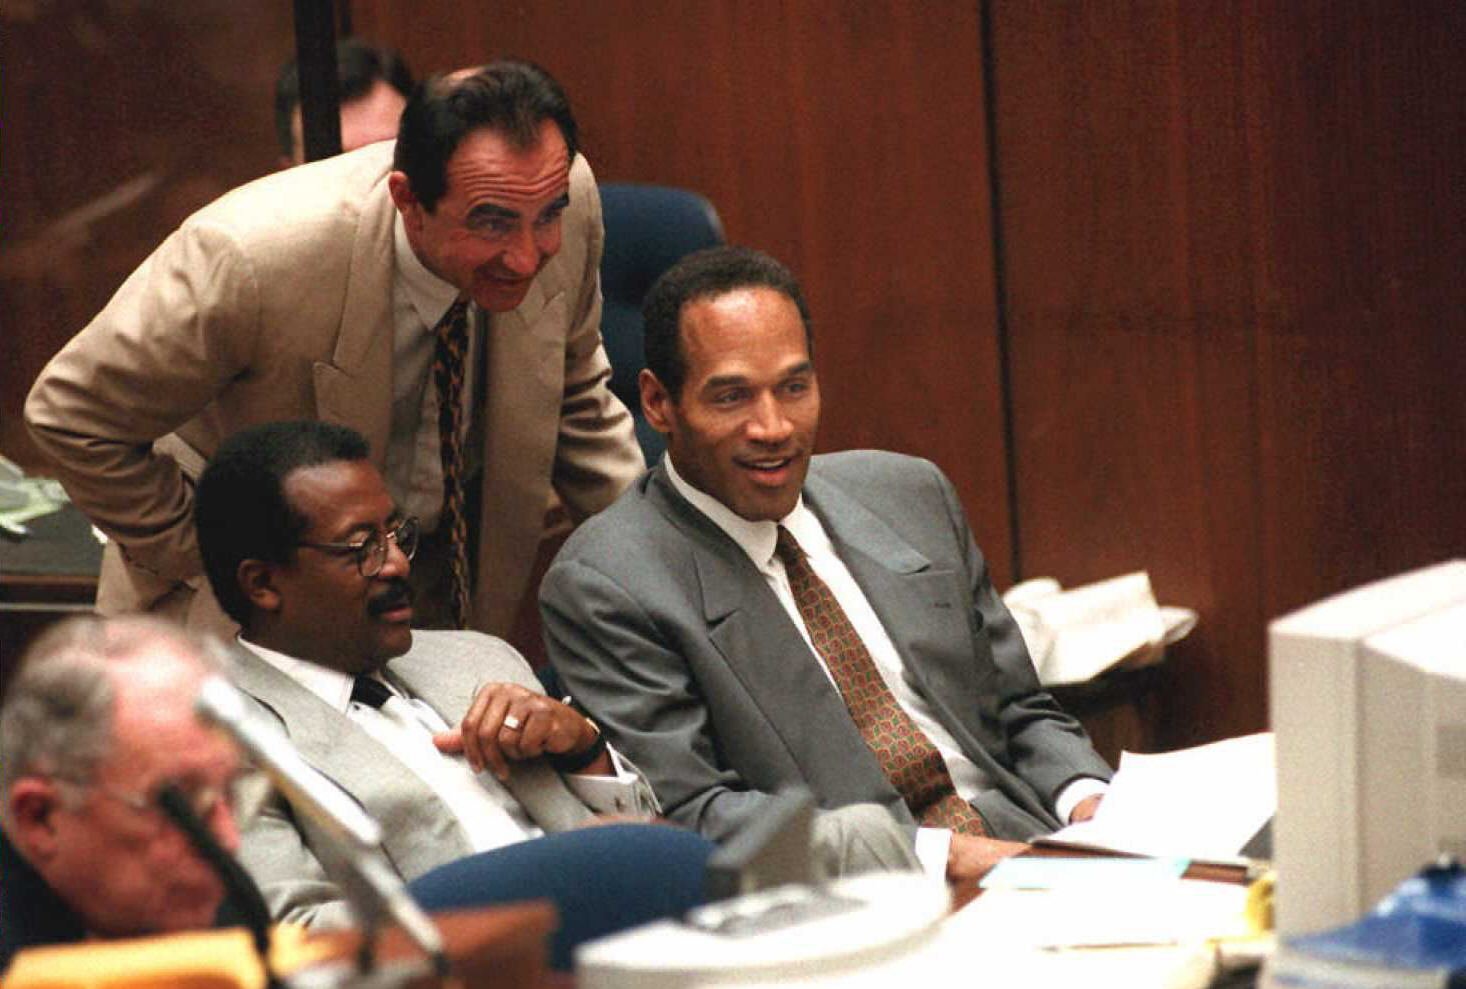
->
[[1051, 732, 1276, 861]]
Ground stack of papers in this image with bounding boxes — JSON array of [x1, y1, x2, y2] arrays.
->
[[1048, 732, 1276, 862]]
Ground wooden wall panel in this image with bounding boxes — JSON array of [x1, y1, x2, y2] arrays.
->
[[352, 0, 1016, 584], [991, 1, 1466, 749], [0, 2, 295, 466]]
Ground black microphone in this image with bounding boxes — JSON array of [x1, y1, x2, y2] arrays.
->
[[155, 784, 285, 989], [194, 674, 447, 975]]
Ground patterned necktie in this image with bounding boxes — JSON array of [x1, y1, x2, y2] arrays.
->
[[774, 526, 987, 835], [432, 299, 472, 628]]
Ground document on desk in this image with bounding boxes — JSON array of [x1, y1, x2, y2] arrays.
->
[[981, 854, 1189, 891], [1048, 731, 1276, 862]]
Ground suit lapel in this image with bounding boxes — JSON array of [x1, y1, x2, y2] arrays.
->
[[803, 469, 1057, 825], [225, 645, 470, 877], [647, 469, 897, 805], [314, 164, 398, 468]]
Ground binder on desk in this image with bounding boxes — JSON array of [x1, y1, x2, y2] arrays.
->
[[1262, 859, 1466, 988]]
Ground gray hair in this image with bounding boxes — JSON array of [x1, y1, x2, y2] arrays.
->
[[0, 615, 211, 828]]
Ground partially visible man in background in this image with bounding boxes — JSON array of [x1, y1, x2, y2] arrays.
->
[[0, 616, 242, 970], [274, 37, 414, 167]]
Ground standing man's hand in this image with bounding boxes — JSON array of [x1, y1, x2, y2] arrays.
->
[[434, 682, 608, 780]]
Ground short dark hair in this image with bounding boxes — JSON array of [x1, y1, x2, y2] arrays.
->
[[393, 60, 579, 213], [274, 38, 415, 159], [196, 421, 371, 626], [642, 246, 814, 398]]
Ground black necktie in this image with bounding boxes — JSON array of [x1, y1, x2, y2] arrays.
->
[[350, 675, 393, 710]]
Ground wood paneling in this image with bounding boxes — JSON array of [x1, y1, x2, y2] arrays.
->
[[991, 1, 1466, 748], [0, 2, 294, 466], [353, 0, 1016, 585], [7, 2, 1459, 756]]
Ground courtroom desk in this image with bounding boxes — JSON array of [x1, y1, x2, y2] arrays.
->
[[304, 902, 558, 987], [0, 502, 100, 694], [2, 903, 559, 989]]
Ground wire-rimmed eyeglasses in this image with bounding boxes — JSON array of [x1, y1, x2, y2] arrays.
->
[[297, 516, 420, 577]]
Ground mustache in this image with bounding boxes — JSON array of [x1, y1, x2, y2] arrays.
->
[[366, 580, 413, 617]]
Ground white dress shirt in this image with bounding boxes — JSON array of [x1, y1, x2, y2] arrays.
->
[[664, 458, 1106, 874], [239, 638, 645, 854]]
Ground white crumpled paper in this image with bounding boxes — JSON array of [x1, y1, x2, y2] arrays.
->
[[1003, 572, 1197, 686]]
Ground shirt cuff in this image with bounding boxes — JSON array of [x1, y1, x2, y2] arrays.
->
[[1054, 777, 1109, 824], [563, 747, 647, 816], [914, 827, 952, 879]]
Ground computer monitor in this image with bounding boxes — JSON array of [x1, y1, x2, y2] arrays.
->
[[1269, 560, 1466, 936]]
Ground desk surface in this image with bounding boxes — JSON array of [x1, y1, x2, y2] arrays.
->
[[0, 503, 102, 580]]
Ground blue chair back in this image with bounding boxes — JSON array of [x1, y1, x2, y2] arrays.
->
[[599, 184, 725, 462]]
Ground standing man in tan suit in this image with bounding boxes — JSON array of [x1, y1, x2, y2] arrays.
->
[[26, 60, 642, 637]]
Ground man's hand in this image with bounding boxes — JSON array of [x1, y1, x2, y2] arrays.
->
[[945, 833, 1028, 885], [433, 682, 603, 781], [1068, 793, 1104, 824]]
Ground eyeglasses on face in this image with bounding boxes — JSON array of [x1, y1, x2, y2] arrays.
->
[[55, 773, 248, 828], [296, 516, 420, 577]]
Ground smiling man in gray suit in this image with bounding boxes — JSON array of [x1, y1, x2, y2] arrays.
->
[[191, 420, 715, 953], [541, 247, 1114, 886]]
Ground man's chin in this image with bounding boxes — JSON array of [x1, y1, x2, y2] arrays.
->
[[375, 623, 413, 660], [471, 278, 533, 313]]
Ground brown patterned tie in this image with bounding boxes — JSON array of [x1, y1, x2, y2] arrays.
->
[[432, 299, 472, 628], [774, 526, 986, 835]]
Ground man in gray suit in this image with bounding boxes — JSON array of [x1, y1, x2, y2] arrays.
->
[[192, 420, 704, 942], [541, 247, 1114, 885]]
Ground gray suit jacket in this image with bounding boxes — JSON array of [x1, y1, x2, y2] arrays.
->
[[541, 451, 1112, 849], [229, 630, 655, 927]]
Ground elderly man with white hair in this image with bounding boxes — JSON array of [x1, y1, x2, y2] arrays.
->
[[0, 616, 243, 971]]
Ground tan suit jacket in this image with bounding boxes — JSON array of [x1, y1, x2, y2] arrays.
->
[[25, 141, 642, 636]]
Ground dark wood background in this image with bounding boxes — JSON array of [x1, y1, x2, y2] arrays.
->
[[3, 2, 1461, 753]]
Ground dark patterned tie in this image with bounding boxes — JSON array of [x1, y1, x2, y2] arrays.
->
[[432, 299, 472, 628], [774, 526, 987, 835]]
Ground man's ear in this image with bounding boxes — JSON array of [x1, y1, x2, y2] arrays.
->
[[237, 559, 283, 615], [639, 369, 675, 435], [387, 171, 422, 228], [8, 778, 66, 862]]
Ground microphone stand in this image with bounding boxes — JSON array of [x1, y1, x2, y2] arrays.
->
[[155, 784, 286, 989], [193, 673, 449, 982]]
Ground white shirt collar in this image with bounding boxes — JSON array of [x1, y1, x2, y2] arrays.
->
[[393, 210, 461, 330], [663, 455, 826, 570], [237, 636, 357, 714]]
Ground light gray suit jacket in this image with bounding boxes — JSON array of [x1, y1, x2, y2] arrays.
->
[[541, 452, 1113, 850], [26, 141, 642, 639], [228, 630, 655, 927]]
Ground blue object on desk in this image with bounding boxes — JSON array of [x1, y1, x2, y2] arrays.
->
[[1265, 858, 1466, 987]]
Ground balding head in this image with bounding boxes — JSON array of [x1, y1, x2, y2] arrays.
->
[[0, 616, 240, 940]]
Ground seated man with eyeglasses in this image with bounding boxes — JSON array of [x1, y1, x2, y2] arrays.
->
[[0, 615, 244, 971], [193, 420, 713, 969]]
